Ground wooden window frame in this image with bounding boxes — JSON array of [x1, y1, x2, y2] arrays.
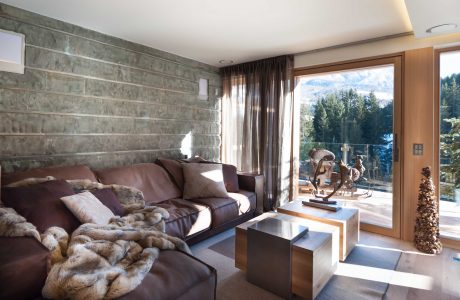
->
[[292, 54, 403, 239], [435, 46, 460, 249]]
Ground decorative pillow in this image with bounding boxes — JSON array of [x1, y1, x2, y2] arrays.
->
[[61, 191, 115, 225], [1, 180, 80, 233], [109, 184, 145, 206], [181, 156, 208, 163], [66, 179, 104, 194], [90, 188, 125, 216], [157, 158, 185, 190], [178, 157, 240, 192], [198, 161, 240, 192], [182, 163, 229, 199], [220, 164, 239, 192]]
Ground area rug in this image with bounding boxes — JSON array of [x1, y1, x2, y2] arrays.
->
[[317, 245, 402, 300], [205, 233, 402, 300], [208, 235, 235, 259]]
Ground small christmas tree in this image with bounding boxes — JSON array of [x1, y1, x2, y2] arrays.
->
[[414, 167, 442, 254]]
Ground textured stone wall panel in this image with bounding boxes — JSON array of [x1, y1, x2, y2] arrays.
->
[[0, 3, 221, 172]]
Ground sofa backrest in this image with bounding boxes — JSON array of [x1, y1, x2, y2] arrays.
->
[[94, 163, 182, 204], [1, 165, 97, 187]]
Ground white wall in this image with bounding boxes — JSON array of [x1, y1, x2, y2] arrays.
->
[[294, 32, 460, 68]]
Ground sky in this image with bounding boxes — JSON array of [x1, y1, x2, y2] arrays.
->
[[300, 51, 460, 105], [440, 51, 460, 78], [299, 65, 394, 104]]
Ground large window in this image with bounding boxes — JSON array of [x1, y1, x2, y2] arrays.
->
[[294, 56, 402, 237], [438, 48, 460, 240]]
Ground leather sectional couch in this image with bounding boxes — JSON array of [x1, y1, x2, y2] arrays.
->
[[0, 160, 263, 300]]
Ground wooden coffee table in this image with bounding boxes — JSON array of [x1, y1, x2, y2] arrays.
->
[[278, 200, 359, 261], [236, 213, 339, 300]]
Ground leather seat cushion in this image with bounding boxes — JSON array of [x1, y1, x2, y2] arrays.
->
[[0, 237, 49, 300], [118, 250, 216, 300], [229, 189, 256, 215], [155, 199, 211, 239], [189, 196, 239, 228], [95, 163, 182, 204]]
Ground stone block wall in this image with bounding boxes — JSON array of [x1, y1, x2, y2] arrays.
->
[[0, 4, 221, 173]]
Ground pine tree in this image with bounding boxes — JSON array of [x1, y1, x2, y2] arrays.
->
[[414, 167, 443, 254], [313, 101, 328, 142]]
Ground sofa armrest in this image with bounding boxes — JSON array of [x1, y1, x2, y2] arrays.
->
[[0, 236, 49, 299], [237, 173, 264, 214]]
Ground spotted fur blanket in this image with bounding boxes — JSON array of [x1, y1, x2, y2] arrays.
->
[[42, 220, 189, 300], [0, 179, 190, 300]]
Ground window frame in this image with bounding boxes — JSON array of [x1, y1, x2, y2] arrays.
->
[[435, 45, 460, 248], [293, 54, 403, 238]]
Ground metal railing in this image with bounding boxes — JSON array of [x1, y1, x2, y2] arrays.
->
[[299, 141, 393, 185]]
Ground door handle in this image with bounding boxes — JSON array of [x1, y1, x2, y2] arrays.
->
[[394, 133, 399, 162]]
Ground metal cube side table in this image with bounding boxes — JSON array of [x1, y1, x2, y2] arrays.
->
[[247, 217, 308, 299]]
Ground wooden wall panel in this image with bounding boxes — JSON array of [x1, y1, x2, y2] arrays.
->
[[402, 47, 435, 241]]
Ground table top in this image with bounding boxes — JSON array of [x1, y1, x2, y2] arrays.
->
[[237, 212, 340, 257], [248, 217, 308, 241], [278, 199, 358, 221]]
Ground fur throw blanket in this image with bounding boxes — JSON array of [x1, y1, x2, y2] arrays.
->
[[42, 222, 189, 299], [0, 207, 41, 241], [0, 179, 190, 300]]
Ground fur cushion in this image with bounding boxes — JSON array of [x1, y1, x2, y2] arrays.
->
[[61, 192, 115, 225], [0, 207, 40, 241], [182, 163, 229, 199], [4, 176, 56, 188]]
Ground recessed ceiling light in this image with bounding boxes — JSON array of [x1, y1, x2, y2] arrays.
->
[[219, 59, 234, 64], [426, 23, 458, 34]]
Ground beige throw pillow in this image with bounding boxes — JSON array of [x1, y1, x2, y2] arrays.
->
[[183, 163, 229, 199], [61, 191, 115, 225]]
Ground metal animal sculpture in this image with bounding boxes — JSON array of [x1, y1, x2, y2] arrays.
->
[[354, 155, 366, 178], [309, 148, 335, 189], [314, 160, 349, 200]]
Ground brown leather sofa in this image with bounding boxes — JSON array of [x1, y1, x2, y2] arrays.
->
[[0, 161, 262, 299]]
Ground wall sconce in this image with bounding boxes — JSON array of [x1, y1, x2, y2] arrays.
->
[[0, 29, 25, 74], [198, 78, 208, 100]]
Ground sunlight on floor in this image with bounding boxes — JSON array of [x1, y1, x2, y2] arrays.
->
[[335, 263, 434, 290], [356, 243, 435, 256]]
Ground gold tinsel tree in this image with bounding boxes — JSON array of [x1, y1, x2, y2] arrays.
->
[[414, 167, 442, 254]]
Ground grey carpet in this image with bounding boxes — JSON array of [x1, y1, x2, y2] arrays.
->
[[206, 234, 402, 300], [208, 235, 235, 259], [317, 245, 402, 300]]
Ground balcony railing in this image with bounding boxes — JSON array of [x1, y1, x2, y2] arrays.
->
[[299, 141, 393, 183]]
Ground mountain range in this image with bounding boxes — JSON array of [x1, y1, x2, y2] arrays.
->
[[299, 66, 394, 105]]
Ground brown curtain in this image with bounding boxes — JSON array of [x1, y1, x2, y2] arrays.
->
[[221, 55, 294, 210]]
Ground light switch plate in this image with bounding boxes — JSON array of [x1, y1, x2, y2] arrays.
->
[[413, 143, 423, 155]]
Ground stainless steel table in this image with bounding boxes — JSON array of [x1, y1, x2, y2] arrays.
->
[[247, 217, 308, 299]]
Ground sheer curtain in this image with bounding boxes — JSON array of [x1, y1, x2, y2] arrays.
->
[[221, 55, 294, 210]]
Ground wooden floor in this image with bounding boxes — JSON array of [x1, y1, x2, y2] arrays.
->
[[358, 231, 460, 300]]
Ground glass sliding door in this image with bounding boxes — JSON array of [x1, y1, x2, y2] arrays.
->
[[438, 48, 460, 241], [294, 57, 402, 237]]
